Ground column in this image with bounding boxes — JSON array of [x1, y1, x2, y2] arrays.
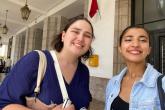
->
[[42, 15, 68, 50], [113, 0, 131, 74]]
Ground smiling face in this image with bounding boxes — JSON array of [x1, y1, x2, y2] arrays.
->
[[119, 28, 151, 64], [61, 20, 93, 57]]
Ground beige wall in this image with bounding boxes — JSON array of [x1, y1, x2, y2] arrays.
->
[[89, 0, 131, 103], [113, 0, 131, 75]]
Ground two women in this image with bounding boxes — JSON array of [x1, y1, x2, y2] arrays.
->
[[0, 17, 94, 110], [105, 26, 165, 110]]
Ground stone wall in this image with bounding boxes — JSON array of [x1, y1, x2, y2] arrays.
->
[[33, 28, 43, 50], [12, 35, 20, 64], [113, 0, 131, 75], [42, 15, 68, 50], [90, 77, 109, 102]]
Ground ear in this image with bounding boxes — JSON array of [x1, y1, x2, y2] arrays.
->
[[148, 46, 152, 55], [61, 31, 66, 42], [118, 46, 122, 53]]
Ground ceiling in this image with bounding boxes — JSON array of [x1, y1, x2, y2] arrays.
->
[[0, 0, 83, 39]]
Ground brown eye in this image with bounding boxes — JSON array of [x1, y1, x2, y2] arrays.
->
[[84, 34, 92, 38], [125, 39, 131, 41], [124, 38, 132, 42], [72, 30, 79, 34], [140, 39, 147, 42], [139, 37, 147, 42]]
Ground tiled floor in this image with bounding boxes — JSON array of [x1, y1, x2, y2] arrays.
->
[[89, 99, 105, 110]]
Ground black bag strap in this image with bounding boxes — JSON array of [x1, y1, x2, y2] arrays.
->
[[157, 74, 165, 110]]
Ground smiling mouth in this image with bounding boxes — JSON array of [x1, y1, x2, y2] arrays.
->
[[128, 50, 142, 55], [73, 43, 84, 48]]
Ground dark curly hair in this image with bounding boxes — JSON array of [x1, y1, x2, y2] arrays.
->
[[51, 17, 95, 61]]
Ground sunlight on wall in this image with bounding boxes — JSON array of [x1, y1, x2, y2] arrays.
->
[[0, 45, 6, 57]]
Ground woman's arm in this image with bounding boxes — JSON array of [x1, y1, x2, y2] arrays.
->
[[3, 104, 32, 110], [52, 104, 75, 110], [0, 51, 40, 109]]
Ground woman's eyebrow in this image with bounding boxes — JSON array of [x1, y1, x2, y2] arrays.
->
[[70, 27, 92, 35], [123, 35, 133, 38], [139, 35, 148, 39], [123, 35, 148, 39], [70, 27, 81, 31]]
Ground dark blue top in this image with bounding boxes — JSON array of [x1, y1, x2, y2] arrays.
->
[[0, 50, 92, 110]]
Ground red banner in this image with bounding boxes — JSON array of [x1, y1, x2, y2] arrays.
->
[[89, 0, 99, 18]]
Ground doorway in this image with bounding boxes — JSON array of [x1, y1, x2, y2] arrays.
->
[[132, 0, 165, 74], [149, 29, 165, 73]]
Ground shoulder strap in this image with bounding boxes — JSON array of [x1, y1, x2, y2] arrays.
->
[[157, 74, 165, 110], [49, 50, 69, 101], [34, 50, 47, 94]]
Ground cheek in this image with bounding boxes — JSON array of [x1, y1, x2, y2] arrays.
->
[[118, 48, 125, 57], [119, 45, 127, 52], [143, 46, 151, 54], [85, 39, 92, 45]]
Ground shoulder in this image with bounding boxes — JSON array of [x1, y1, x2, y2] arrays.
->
[[18, 50, 40, 63], [76, 62, 90, 79], [12, 51, 38, 71], [106, 75, 119, 90], [17, 50, 50, 64], [145, 63, 160, 74], [106, 67, 126, 94], [162, 75, 165, 92], [142, 63, 161, 87], [10, 50, 47, 78], [105, 74, 120, 104], [78, 62, 89, 72], [6, 50, 41, 76], [107, 67, 127, 89]]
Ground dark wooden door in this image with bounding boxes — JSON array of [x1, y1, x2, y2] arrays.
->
[[149, 29, 165, 74]]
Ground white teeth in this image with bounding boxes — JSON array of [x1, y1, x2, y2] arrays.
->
[[74, 43, 83, 48], [130, 50, 140, 54]]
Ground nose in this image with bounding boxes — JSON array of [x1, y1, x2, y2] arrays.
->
[[77, 33, 84, 41], [131, 40, 140, 47]]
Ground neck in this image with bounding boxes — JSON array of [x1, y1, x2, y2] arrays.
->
[[125, 62, 146, 79], [56, 50, 78, 65]]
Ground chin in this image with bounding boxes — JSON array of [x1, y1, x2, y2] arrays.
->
[[72, 51, 83, 57], [73, 49, 86, 55], [127, 59, 145, 64]]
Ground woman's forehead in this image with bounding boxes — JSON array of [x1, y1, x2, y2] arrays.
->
[[123, 28, 149, 36], [70, 20, 90, 27], [69, 20, 92, 32]]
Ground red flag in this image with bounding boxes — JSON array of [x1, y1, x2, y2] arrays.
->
[[89, 0, 99, 18]]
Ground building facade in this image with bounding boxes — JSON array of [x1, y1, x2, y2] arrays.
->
[[1, 0, 165, 109]]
